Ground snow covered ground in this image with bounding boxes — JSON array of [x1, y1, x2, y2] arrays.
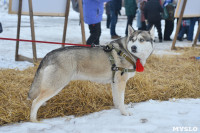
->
[[0, 99, 199, 133], [0, 1, 200, 133]]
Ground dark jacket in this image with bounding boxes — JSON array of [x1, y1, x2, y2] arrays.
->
[[110, 0, 122, 12], [124, 0, 138, 16], [144, 0, 163, 23]]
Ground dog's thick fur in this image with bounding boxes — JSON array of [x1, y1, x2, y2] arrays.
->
[[28, 26, 155, 122]]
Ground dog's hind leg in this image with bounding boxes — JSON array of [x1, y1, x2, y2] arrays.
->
[[30, 88, 62, 122], [30, 65, 73, 122], [112, 81, 132, 116]]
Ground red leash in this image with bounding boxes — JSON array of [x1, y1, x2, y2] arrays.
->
[[0, 37, 91, 47]]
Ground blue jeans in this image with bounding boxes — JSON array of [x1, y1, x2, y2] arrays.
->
[[178, 26, 189, 39], [187, 17, 200, 41], [110, 10, 118, 36]]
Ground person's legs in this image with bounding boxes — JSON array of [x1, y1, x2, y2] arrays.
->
[[95, 22, 101, 44], [178, 26, 186, 41], [199, 29, 200, 42], [185, 26, 190, 38], [0, 22, 3, 33], [125, 15, 134, 36], [164, 20, 174, 40], [106, 14, 111, 29], [187, 18, 198, 41], [147, 22, 153, 30], [86, 22, 101, 45], [110, 10, 118, 36], [198, 18, 200, 41], [169, 20, 174, 39], [154, 21, 163, 41], [164, 20, 169, 40], [199, 34, 200, 42], [140, 21, 147, 30]]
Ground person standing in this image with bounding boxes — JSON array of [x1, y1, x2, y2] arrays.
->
[[82, 0, 110, 45], [138, 0, 147, 30], [144, 0, 163, 42], [187, 17, 200, 42], [124, 0, 138, 36], [105, 2, 111, 29], [163, 0, 175, 41], [110, 0, 122, 39]]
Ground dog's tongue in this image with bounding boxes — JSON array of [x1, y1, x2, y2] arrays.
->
[[136, 59, 144, 72]]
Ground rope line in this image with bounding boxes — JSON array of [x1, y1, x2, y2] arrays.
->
[[0, 37, 91, 47]]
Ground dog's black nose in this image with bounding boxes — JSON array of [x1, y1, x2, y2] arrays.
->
[[131, 45, 137, 53]]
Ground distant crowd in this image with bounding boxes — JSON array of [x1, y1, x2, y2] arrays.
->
[[1, 0, 198, 45], [81, 0, 200, 45]]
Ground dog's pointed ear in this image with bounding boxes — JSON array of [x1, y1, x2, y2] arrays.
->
[[149, 26, 155, 39], [128, 25, 135, 37]]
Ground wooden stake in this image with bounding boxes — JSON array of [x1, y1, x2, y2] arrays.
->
[[171, 0, 187, 50], [62, 0, 71, 48], [15, 0, 22, 61], [28, 0, 37, 63], [79, 0, 86, 44]]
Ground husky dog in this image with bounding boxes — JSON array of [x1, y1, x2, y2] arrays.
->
[[28, 26, 155, 122]]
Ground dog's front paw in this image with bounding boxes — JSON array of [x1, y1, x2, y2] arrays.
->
[[121, 110, 133, 116], [30, 119, 39, 123]]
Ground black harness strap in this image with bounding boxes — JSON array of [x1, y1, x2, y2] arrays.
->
[[103, 43, 136, 83]]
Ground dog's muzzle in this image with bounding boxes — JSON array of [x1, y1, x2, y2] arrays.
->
[[131, 45, 137, 53]]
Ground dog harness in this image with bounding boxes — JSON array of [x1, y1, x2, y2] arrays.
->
[[103, 43, 144, 83]]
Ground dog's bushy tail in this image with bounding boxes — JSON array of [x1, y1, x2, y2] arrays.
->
[[28, 71, 42, 100]]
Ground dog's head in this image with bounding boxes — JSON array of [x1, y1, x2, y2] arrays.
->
[[126, 25, 155, 62]]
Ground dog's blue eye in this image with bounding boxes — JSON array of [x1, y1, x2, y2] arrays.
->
[[140, 39, 144, 42]]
